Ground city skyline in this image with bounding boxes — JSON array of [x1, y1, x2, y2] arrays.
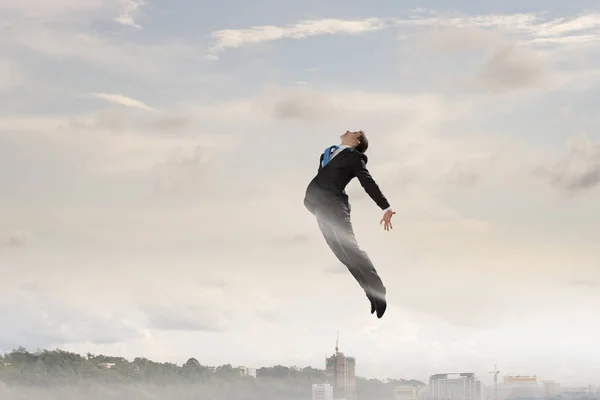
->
[[2, 0, 600, 387]]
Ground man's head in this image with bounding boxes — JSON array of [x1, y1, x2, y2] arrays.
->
[[340, 130, 369, 153]]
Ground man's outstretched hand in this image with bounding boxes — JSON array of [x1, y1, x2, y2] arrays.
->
[[380, 209, 396, 231]]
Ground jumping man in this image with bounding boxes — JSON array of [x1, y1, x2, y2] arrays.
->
[[303, 130, 395, 318]]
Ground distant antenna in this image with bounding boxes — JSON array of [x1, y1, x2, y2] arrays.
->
[[335, 331, 339, 354], [489, 364, 500, 400]]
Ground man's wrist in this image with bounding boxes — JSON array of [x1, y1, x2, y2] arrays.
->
[[383, 206, 393, 213]]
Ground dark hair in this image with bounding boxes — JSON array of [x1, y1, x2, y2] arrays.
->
[[355, 130, 368, 153]]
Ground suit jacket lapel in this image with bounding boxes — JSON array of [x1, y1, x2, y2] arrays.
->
[[323, 147, 349, 169]]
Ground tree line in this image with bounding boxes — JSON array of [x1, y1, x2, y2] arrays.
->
[[0, 347, 424, 400]]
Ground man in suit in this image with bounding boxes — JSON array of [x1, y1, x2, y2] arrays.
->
[[304, 130, 395, 318]]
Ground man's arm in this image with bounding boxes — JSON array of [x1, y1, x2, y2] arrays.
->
[[352, 156, 391, 210]]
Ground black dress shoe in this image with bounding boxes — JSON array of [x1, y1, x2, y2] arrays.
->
[[375, 297, 387, 319]]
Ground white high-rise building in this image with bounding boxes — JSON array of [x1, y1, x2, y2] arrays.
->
[[313, 383, 334, 400], [325, 343, 356, 400], [429, 373, 484, 400]]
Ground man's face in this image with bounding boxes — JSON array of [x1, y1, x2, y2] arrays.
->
[[341, 130, 359, 146]]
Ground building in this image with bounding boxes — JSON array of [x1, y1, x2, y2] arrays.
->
[[542, 381, 560, 398], [313, 384, 334, 400], [419, 386, 430, 400], [503, 375, 540, 398], [325, 340, 356, 400], [560, 385, 599, 400], [429, 373, 484, 400], [394, 386, 418, 400], [238, 366, 257, 378]]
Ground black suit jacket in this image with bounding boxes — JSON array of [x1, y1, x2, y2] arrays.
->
[[304, 147, 390, 214]]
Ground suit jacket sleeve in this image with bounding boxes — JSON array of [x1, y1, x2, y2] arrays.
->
[[352, 155, 390, 210]]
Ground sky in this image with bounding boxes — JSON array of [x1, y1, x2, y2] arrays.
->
[[1, 0, 600, 388]]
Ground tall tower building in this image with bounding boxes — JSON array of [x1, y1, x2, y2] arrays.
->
[[325, 334, 356, 400]]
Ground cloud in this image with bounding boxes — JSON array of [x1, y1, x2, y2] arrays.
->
[[154, 145, 211, 194], [142, 114, 190, 133], [254, 85, 338, 121], [0, 284, 141, 350], [0, 0, 146, 28], [0, 0, 104, 18], [530, 12, 600, 41], [405, 17, 551, 94], [534, 134, 600, 193], [0, 106, 240, 182], [115, 0, 146, 28], [89, 93, 157, 112], [0, 231, 33, 248], [2, 24, 198, 80], [417, 25, 509, 53], [208, 10, 600, 60], [251, 85, 473, 126], [0, 119, 170, 186], [141, 304, 226, 332], [208, 17, 387, 57], [474, 44, 545, 92], [446, 152, 498, 187], [397, 10, 600, 47]]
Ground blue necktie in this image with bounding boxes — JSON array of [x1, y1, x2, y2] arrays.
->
[[321, 145, 340, 168]]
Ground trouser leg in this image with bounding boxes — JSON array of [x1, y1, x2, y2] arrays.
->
[[315, 205, 386, 299]]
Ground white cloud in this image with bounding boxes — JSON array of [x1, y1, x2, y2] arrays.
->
[[115, 0, 146, 28], [474, 43, 546, 92], [0, 0, 104, 17], [535, 134, 600, 193], [208, 17, 388, 56], [207, 10, 600, 59], [89, 93, 157, 112], [0, 231, 33, 248], [398, 10, 600, 48], [253, 85, 338, 121], [0, 283, 142, 349], [0, 109, 234, 179], [0, 0, 147, 28], [417, 25, 509, 53], [154, 145, 212, 194], [0, 23, 198, 81]]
